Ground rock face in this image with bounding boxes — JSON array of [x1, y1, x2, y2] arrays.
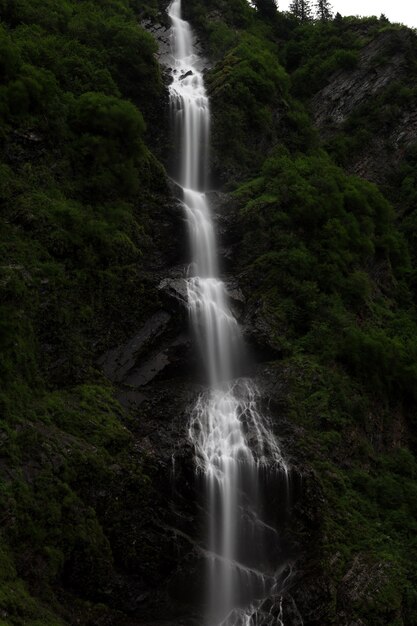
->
[[348, 105, 417, 183], [311, 31, 410, 128], [98, 311, 172, 383], [142, 17, 211, 72], [142, 19, 172, 65], [310, 28, 417, 184]]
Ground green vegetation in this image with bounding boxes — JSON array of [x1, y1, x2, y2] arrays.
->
[[233, 144, 417, 617], [234, 148, 417, 607], [0, 0, 171, 623], [1, 0, 417, 623], [207, 34, 291, 179], [183, 1, 417, 622]]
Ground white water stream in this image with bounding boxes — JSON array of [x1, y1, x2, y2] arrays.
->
[[168, 1, 288, 623]]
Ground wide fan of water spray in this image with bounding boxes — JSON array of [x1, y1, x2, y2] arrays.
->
[[168, 1, 289, 623]]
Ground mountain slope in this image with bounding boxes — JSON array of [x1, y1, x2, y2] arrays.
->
[[0, 0, 417, 625]]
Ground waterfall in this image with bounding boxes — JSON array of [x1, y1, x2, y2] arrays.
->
[[168, 1, 289, 623]]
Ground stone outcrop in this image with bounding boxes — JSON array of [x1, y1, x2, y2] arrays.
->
[[310, 28, 417, 184], [311, 31, 411, 128], [142, 17, 210, 71]]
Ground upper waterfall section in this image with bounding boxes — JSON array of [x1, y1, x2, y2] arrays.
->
[[168, 0, 210, 191]]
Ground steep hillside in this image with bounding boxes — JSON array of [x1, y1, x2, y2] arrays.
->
[[1, 0, 417, 625], [186, 2, 417, 623], [0, 1, 185, 624]]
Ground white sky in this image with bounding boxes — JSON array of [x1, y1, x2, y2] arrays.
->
[[279, 0, 417, 28]]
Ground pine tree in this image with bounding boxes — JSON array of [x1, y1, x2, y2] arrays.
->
[[289, 0, 313, 21], [316, 0, 333, 21]]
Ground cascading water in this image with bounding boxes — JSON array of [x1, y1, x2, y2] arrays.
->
[[168, 1, 290, 623]]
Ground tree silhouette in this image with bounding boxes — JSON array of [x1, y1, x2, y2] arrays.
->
[[316, 0, 333, 21], [289, 0, 313, 21]]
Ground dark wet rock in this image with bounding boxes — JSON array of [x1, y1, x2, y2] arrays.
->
[[207, 191, 241, 268], [225, 278, 246, 306], [143, 193, 187, 271], [254, 363, 304, 450], [167, 177, 186, 201], [123, 333, 190, 387], [180, 70, 193, 80], [158, 269, 245, 318], [291, 570, 334, 625], [125, 377, 207, 622], [209, 191, 239, 237], [99, 325, 192, 390], [142, 16, 211, 72], [137, 333, 192, 385], [280, 594, 305, 626], [207, 190, 233, 212], [158, 275, 189, 306], [98, 311, 172, 383], [95, 339, 205, 621], [141, 19, 172, 64], [241, 302, 284, 358], [97, 303, 194, 392], [132, 378, 198, 467]]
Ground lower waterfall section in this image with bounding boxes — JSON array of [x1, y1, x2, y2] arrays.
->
[[167, 0, 292, 623], [189, 381, 290, 625]]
